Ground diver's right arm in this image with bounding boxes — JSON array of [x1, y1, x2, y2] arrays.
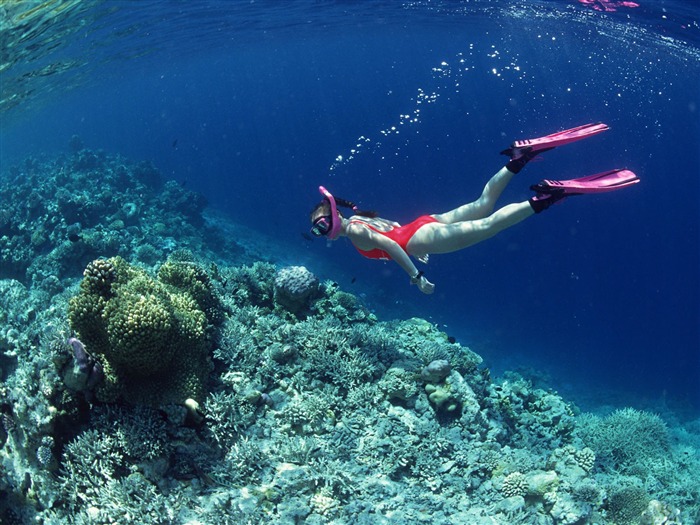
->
[[379, 239, 434, 294], [348, 224, 435, 294]]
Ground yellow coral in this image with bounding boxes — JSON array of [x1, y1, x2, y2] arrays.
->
[[103, 288, 174, 376], [68, 256, 222, 406]]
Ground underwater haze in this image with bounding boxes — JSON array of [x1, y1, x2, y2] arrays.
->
[[1, 1, 699, 523], [4, 0, 695, 410]]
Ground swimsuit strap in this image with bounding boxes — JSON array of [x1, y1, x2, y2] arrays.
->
[[348, 219, 392, 232]]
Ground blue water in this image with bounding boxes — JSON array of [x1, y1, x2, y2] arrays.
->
[[1, 0, 698, 412]]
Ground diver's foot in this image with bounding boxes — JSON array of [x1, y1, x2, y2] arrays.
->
[[502, 122, 610, 173], [502, 123, 609, 171], [529, 192, 567, 213], [504, 146, 554, 174]]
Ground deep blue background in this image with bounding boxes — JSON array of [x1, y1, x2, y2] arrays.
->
[[1, 1, 698, 413]]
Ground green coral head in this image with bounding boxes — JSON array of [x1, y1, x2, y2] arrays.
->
[[68, 256, 222, 406]]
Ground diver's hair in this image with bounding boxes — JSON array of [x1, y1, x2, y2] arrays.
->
[[335, 196, 377, 218], [310, 197, 378, 219]]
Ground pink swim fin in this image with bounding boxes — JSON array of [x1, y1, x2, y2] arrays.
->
[[502, 122, 610, 160], [530, 169, 640, 195]]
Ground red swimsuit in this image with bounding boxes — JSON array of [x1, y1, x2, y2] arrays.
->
[[350, 215, 438, 260]]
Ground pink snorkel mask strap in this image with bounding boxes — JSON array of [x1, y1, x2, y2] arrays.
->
[[318, 186, 342, 240]]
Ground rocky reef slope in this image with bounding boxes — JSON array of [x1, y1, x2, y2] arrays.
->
[[0, 146, 697, 524]]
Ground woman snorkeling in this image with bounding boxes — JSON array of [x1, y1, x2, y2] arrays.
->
[[310, 123, 639, 294]]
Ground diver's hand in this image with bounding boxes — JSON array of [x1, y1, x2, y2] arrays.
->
[[417, 254, 429, 264], [417, 277, 435, 294], [411, 273, 435, 294]]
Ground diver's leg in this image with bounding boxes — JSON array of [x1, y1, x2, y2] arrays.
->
[[432, 166, 516, 223], [412, 200, 534, 254]]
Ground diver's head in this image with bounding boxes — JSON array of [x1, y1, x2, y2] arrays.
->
[[310, 200, 331, 222], [310, 205, 334, 237], [310, 186, 342, 239], [309, 186, 371, 239]]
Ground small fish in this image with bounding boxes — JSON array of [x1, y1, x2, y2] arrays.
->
[[301, 232, 314, 241], [351, 277, 356, 284], [68, 232, 82, 243], [447, 336, 456, 344], [172, 139, 178, 149]]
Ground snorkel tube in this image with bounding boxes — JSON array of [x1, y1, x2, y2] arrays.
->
[[318, 185, 342, 240]]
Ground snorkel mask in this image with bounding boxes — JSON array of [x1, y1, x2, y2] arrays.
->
[[311, 186, 342, 240]]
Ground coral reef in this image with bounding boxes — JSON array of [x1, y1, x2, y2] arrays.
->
[[1, 148, 699, 524], [0, 146, 236, 290]]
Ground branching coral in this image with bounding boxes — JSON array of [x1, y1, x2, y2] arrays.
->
[[203, 390, 258, 448], [217, 262, 276, 308], [575, 408, 670, 475], [210, 436, 267, 487]]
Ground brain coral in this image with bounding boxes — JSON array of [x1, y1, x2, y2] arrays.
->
[[68, 256, 223, 405], [273, 265, 319, 314]]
